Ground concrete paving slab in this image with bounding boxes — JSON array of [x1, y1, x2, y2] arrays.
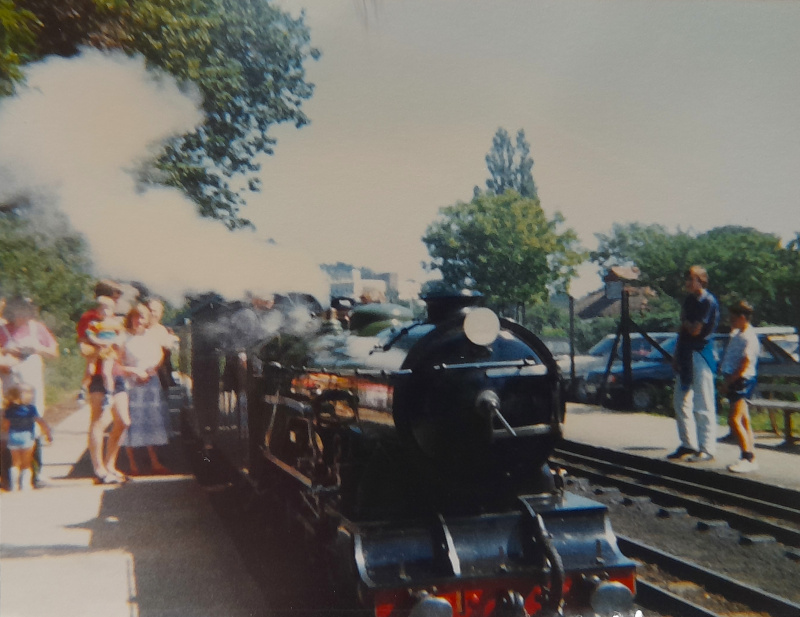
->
[[1, 404, 270, 617]]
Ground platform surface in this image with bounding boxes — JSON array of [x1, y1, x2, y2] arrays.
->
[[563, 402, 800, 492], [0, 403, 269, 617]]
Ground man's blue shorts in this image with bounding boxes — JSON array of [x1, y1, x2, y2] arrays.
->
[[88, 374, 127, 395], [726, 376, 757, 402]]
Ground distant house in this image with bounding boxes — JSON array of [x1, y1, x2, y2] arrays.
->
[[575, 266, 657, 319], [323, 264, 399, 302]]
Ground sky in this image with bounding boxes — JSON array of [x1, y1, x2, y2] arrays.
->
[[256, 0, 800, 296], [1, 0, 799, 303]]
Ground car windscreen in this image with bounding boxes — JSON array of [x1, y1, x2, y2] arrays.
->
[[644, 336, 677, 360], [769, 334, 799, 361], [587, 337, 614, 357], [589, 333, 674, 360], [544, 340, 571, 356]]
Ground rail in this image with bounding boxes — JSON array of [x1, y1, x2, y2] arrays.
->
[[618, 536, 800, 617], [552, 447, 800, 546]]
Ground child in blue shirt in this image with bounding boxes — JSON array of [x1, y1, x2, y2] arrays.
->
[[2, 383, 53, 491]]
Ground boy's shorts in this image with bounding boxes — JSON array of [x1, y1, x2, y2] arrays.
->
[[88, 374, 127, 395], [726, 376, 757, 402], [7, 430, 35, 450]]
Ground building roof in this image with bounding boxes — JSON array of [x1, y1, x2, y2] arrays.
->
[[575, 285, 658, 319], [604, 265, 641, 282]]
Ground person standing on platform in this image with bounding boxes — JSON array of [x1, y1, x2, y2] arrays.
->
[[79, 280, 130, 484], [121, 304, 171, 475], [668, 266, 720, 463], [2, 383, 53, 491], [720, 300, 760, 473], [0, 290, 13, 405], [147, 299, 179, 391], [0, 297, 59, 488], [0, 297, 59, 415]]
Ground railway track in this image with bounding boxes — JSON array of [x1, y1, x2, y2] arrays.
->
[[621, 536, 800, 617], [553, 440, 800, 543], [552, 440, 800, 617]]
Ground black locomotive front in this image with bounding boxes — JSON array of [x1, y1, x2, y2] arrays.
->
[[183, 292, 636, 617]]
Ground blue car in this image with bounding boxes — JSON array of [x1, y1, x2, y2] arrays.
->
[[584, 328, 799, 411], [583, 335, 677, 410]]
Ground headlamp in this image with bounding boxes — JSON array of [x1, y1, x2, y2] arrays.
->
[[463, 308, 501, 346]]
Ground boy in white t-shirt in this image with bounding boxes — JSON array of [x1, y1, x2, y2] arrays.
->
[[720, 300, 760, 473]]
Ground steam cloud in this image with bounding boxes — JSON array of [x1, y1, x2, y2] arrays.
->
[[0, 49, 329, 306]]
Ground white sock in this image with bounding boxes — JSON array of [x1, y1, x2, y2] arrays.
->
[[19, 468, 32, 490], [8, 467, 20, 491]]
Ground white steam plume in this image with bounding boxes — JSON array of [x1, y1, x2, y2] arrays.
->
[[0, 49, 328, 306]]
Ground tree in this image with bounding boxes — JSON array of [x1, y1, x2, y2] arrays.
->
[[592, 222, 695, 299], [0, 0, 41, 95], [484, 127, 538, 199], [774, 234, 800, 333], [11, 0, 319, 228], [592, 223, 800, 329], [0, 211, 94, 337], [423, 191, 584, 315]]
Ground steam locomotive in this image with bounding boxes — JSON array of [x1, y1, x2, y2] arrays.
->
[[181, 291, 636, 617]]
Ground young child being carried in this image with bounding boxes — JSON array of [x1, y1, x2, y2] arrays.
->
[[2, 383, 53, 491], [82, 296, 125, 395]]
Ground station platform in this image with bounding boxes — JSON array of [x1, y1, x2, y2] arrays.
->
[[0, 403, 269, 617], [563, 402, 800, 493]]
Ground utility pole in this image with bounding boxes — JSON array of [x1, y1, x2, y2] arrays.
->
[[621, 289, 633, 410]]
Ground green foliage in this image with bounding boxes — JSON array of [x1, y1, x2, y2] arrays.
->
[[520, 301, 624, 356], [0, 0, 41, 95], [44, 338, 86, 404], [11, 0, 318, 228], [484, 128, 538, 199], [0, 212, 94, 336], [135, 0, 319, 228], [523, 301, 569, 337], [423, 191, 585, 314], [572, 316, 617, 353], [592, 223, 800, 329], [630, 293, 680, 333]]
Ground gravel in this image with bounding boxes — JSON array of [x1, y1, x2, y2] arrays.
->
[[567, 477, 800, 605]]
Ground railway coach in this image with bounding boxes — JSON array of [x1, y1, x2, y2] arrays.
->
[[180, 290, 637, 617]]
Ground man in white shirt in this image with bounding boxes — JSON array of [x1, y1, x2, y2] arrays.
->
[[720, 300, 760, 473]]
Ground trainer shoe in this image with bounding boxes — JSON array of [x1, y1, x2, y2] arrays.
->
[[666, 446, 696, 460], [728, 458, 759, 473], [687, 451, 714, 463]]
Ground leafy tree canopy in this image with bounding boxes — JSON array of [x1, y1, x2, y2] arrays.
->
[[592, 223, 800, 328], [483, 127, 538, 199], [423, 191, 585, 314], [0, 211, 94, 336], [8, 0, 319, 228], [0, 0, 40, 95]]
